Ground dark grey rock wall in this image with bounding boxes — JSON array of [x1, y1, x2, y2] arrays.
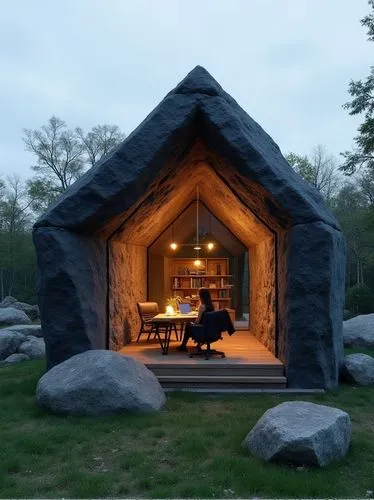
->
[[199, 95, 339, 230], [33, 228, 107, 369], [34, 94, 200, 232], [32, 66, 346, 388], [284, 222, 345, 388]]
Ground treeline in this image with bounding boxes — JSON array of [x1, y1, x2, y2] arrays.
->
[[287, 148, 374, 315], [1, 0, 373, 313], [0, 118, 125, 303]]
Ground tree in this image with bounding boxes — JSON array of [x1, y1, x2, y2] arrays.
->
[[23, 116, 85, 193], [23, 116, 125, 215], [76, 124, 125, 167], [0, 176, 35, 300], [359, 168, 374, 206], [333, 181, 374, 288], [341, 0, 374, 174], [286, 145, 341, 204]]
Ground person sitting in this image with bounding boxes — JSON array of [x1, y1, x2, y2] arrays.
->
[[177, 287, 214, 351]]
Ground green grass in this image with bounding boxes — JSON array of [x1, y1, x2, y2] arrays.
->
[[1, 361, 374, 498], [345, 346, 374, 357]]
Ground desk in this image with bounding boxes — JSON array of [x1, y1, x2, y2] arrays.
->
[[152, 312, 198, 354]]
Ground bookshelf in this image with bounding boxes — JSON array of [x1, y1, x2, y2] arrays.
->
[[170, 258, 232, 310]]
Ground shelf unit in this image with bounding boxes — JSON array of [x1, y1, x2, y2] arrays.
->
[[170, 258, 232, 309]]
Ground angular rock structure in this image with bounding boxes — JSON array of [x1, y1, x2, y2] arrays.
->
[[0, 307, 31, 326], [33, 66, 345, 388], [343, 314, 374, 348], [342, 353, 374, 385], [36, 350, 166, 415], [243, 401, 351, 467]]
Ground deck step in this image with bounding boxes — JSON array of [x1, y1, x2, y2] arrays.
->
[[157, 375, 287, 389], [148, 364, 284, 378]]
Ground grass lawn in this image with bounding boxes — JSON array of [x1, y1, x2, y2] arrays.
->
[[345, 346, 374, 357], [1, 360, 374, 499]]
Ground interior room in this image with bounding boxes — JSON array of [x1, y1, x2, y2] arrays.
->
[[107, 143, 283, 366], [148, 200, 249, 329]]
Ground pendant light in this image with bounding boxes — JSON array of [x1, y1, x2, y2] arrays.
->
[[170, 223, 178, 250], [194, 185, 201, 266], [207, 213, 214, 251]]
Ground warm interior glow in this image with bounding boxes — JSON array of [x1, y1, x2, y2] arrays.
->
[[193, 245, 201, 250], [165, 304, 176, 315], [194, 259, 201, 267], [207, 242, 214, 250], [170, 242, 178, 250]]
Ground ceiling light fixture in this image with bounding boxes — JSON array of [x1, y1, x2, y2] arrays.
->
[[169, 186, 216, 253]]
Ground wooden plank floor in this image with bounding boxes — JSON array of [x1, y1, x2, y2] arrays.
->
[[120, 330, 282, 367]]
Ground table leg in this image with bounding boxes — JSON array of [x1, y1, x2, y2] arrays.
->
[[154, 324, 163, 351], [162, 323, 173, 355]]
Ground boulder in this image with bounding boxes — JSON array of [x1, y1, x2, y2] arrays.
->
[[343, 314, 374, 348], [342, 353, 374, 386], [36, 350, 166, 416], [0, 353, 30, 365], [18, 337, 45, 359], [0, 307, 31, 326], [4, 324, 42, 337], [0, 296, 17, 307], [11, 302, 40, 321], [0, 331, 26, 360], [243, 401, 351, 467]]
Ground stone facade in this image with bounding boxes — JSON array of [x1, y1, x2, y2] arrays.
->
[[33, 66, 345, 388]]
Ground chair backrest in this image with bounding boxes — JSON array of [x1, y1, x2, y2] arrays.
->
[[203, 309, 235, 339], [137, 302, 159, 322]]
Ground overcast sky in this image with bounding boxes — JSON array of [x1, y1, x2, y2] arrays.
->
[[0, 0, 372, 178]]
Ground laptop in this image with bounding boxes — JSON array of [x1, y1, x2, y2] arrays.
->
[[179, 303, 192, 314]]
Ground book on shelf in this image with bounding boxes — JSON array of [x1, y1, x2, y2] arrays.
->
[[192, 277, 204, 288]]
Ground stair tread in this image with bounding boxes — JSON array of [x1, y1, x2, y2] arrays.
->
[[146, 363, 283, 368], [157, 375, 287, 382]]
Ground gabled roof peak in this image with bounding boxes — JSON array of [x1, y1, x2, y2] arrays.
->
[[169, 65, 225, 97]]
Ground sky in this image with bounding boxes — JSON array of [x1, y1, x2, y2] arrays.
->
[[0, 0, 372, 178]]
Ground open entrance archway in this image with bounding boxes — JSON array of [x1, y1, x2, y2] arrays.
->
[[108, 143, 283, 360]]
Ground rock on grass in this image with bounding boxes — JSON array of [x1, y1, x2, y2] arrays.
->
[[36, 350, 166, 416], [243, 401, 351, 467]]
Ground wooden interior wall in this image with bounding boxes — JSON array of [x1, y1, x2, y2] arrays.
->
[[109, 241, 147, 349], [233, 254, 245, 318], [148, 253, 164, 308], [163, 257, 171, 310], [249, 236, 276, 354]]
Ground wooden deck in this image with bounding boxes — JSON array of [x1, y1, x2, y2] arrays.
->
[[120, 331, 286, 389]]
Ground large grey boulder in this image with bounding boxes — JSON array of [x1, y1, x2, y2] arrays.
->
[[243, 401, 351, 467], [343, 314, 374, 348], [18, 337, 45, 359], [36, 350, 166, 416], [0, 353, 30, 365], [0, 331, 25, 360], [0, 307, 31, 326], [4, 324, 42, 337], [11, 302, 40, 321], [342, 353, 374, 386], [0, 296, 40, 320], [0, 296, 17, 307]]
